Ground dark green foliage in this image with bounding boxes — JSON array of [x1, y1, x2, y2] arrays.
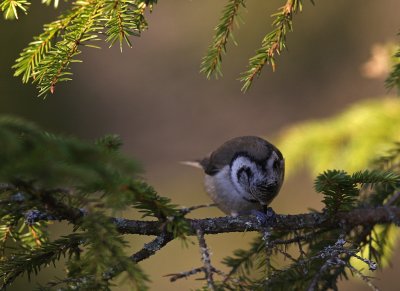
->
[[0, 234, 83, 287], [315, 170, 359, 215], [0, 115, 138, 190], [385, 33, 400, 92], [2, 115, 399, 289], [315, 169, 400, 215], [66, 212, 149, 290], [0, 116, 187, 289]]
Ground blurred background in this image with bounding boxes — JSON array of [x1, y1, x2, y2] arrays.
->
[[1, 0, 399, 289]]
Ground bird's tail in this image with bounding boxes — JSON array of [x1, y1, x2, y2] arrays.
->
[[179, 160, 203, 169]]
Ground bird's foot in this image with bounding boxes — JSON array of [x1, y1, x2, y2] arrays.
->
[[251, 207, 277, 227]]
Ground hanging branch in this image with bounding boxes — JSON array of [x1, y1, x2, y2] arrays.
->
[[200, 0, 246, 78], [240, 0, 305, 91], [9, 0, 153, 97], [385, 42, 400, 91]]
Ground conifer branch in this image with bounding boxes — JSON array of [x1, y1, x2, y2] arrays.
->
[[9, 206, 400, 240], [113, 206, 400, 235], [12, 6, 86, 84], [0, 234, 83, 288], [13, 206, 400, 238], [200, 0, 245, 79], [9, 0, 153, 97], [1, 118, 400, 289], [34, 0, 104, 96], [104, 0, 145, 51], [0, 0, 30, 19], [240, 0, 305, 91], [165, 266, 206, 282], [385, 40, 400, 92]]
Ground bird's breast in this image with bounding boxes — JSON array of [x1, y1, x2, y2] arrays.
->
[[204, 166, 262, 216]]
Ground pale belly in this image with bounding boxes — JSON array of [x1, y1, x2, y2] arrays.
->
[[204, 167, 262, 216]]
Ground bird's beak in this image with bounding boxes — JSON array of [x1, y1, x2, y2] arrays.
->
[[257, 181, 279, 194]]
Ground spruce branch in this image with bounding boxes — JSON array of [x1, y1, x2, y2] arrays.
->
[[34, 0, 104, 96], [200, 0, 245, 79], [2, 118, 400, 289], [240, 0, 306, 91], [8, 206, 400, 241], [9, 0, 155, 97], [0, 233, 83, 288], [385, 40, 400, 92], [13, 5, 87, 84], [103, 0, 145, 51], [0, 0, 30, 19], [165, 267, 206, 282], [105, 207, 400, 236]]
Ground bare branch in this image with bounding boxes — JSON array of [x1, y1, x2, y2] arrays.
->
[[19, 206, 400, 236], [103, 232, 174, 280], [197, 229, 216, 291], [111, 206, 400, 236], [165, 267, 204, 282]]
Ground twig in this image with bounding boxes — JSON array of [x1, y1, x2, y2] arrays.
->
[[103, 232, 174, 280], [197, 229, 216, 291], [131, 232, 174, 263], [262, 227, 273, 279], [180, 203, 217, 215], [165, 267, 204, 282], [294, 230, 306, 259], [347, 264, 380, 291], [307, 257, 346, 291], [385, 191, 400, 206], [307, 236, 378, 291], [166, 266, 226, 282], [275, 246, 298, 264]]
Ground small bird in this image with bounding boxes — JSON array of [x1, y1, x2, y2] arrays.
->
[[183, 136, 285, 216]]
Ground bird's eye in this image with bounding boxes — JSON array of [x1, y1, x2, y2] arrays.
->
[[245, 167, 253, 178], [273, 159, 280, 170], [237, 166, 253, 182]]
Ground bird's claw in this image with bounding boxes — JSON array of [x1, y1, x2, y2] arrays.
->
[[251, 207, 277, 227]]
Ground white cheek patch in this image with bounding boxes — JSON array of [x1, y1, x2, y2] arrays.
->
[[230, 156, 260, 194]]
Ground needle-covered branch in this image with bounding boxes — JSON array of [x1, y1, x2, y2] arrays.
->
[[102, 206, 397, 236], [5, 1, 399, 95], [8, 0, 153, 97], [200, 0, 246, 79], [1, 117, 400, 290]]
